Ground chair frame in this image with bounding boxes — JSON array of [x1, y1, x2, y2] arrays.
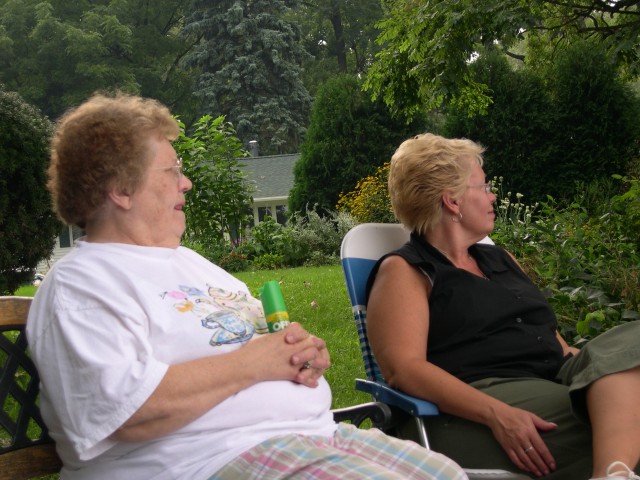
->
[[0, 296, 62, 479]]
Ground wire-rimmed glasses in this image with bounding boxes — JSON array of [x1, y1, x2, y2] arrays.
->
[[153, 157, 183, 182], [467, 180, 493, 194]]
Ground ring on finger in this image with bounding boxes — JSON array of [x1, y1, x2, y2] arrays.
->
[[302, 361, 312, 369], [524, 445, 534, 454]]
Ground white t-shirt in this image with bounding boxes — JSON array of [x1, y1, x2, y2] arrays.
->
[[27, 240, 336, 479]]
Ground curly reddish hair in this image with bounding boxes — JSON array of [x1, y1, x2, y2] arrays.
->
[[48, 92, 179, 227]]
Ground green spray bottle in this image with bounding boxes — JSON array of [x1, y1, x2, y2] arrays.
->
[[260, 281, 291, 333]]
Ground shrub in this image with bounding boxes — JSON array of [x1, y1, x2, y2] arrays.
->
[[247, 217, 292, 258], [289, 74, 425, 214], [336, 162, 395, 223], [286, 208, 358, 266], [0, 87, 60, 294], [217, 250, 251, 273], [175, 115, 254, 247], [493, 177, 640, 345], [253, 254, 285, 270]]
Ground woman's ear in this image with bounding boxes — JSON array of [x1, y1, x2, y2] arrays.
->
[[108, 184, 133, 210], [441, 191, 459, 212]]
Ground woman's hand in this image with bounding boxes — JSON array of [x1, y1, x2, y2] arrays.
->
[[487, 403, 557, 477], [247, 322, 330, 388], [285, 322, 330, 387]]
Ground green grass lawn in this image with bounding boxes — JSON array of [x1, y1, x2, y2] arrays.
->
[[15, 284, 38, 296]]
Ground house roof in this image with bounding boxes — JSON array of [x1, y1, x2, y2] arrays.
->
[[240, 153, 300, 200]]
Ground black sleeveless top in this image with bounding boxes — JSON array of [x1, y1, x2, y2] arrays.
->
[[366, 232, 567, 383]]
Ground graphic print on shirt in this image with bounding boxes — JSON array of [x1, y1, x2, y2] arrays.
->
[[160, 284, 268, 346]]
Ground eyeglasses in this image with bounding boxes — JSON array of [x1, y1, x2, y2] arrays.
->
[[153, 157, 183, 182], [467, 180, 493, 194]]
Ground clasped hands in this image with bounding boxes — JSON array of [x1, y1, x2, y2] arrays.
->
[[286, 322, 330, 387], [249, 322, 330, 388]]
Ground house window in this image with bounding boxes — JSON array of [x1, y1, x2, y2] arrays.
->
[[276, 205, 287, 225], [59, 226, 71, 248], [59, 225, 85, 248], [258, 206, 272, 222]]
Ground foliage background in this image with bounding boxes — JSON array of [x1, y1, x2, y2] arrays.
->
[[444, 43, 640, 204], [289, 74, 425, 213], [0, 87, 59, 294], [174, 115, 254, 250]]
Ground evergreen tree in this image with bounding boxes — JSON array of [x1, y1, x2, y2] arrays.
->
[[0, 87, 60, 294], [289, 74, 426, 214], [184, 0, 311, 155], [544, 40, 640, 201]]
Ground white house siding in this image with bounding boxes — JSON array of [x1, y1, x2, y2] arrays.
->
[[37, 225, 83, 274]]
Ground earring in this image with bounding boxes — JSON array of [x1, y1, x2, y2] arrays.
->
[[451, 212, 463, 223]]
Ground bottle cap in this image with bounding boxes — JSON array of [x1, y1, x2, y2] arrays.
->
[[260, 281, 287, 315]]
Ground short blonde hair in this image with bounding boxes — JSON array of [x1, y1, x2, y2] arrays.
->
[[48, 92, 179, 228], [388, 133, 485, 235]]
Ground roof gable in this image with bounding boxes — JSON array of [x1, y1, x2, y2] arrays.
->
[[241, 153, 300, 200]]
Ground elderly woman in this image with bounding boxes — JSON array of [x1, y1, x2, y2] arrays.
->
[[26, 95, 466, 480], [366, 133, 640, 480]]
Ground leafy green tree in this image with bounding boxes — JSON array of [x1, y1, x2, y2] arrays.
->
[[0, 0, 200, 121], [290, 0, 384, 94], [0, 87, 60, 294], [184, 0, 311, 155], [174, 115, 254, 249], [289, 74, 425, 213], [365, 0, 640, 119]]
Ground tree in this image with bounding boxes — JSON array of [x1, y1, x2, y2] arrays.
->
[[364, 0, 640, 119], [444, 43, 640, 203], [444, 50, 555, 202], [184, 0, 311, 155], [174, 115, 254, 248], [289, 74, 426, 213], [0, 87, 60, 294], [290, 0, 384, 94], [0, 0, 200, 121], [543, 40, 640, 200]]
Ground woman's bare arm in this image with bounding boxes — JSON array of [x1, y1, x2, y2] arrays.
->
[[367, 255, 557, 476]]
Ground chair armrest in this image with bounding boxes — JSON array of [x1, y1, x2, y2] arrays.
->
[[0, 442, 62, 478], [331, 401, 394, 429], [355, 379, 440, 416]]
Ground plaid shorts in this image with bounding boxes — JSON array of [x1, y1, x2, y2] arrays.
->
[[210, 423, 466, 479]]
